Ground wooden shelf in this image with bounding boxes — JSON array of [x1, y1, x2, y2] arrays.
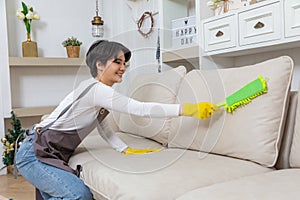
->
[[162, 45, 199, 63], [9, 57, 86, 67], [12, 106, 56, 118]]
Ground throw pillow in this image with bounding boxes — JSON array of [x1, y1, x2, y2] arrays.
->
[[168, 56, 294, 167]]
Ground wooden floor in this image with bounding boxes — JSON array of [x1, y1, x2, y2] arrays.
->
[[0, 173, 35, 200]]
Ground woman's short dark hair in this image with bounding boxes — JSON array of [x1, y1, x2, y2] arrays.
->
[[85, 40, 131, 77]]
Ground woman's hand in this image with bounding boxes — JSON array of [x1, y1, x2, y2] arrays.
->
[[181, 102, 220, 120]]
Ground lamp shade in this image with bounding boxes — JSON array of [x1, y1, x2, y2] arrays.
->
[[91, 8, 104, 37], [92, 24, 104, 37]]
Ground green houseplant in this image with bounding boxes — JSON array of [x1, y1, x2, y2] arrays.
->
[[62, 36, 83, 58], [1, 111, 26, 172]]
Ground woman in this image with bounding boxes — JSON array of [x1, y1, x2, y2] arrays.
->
[[16, 40, 218, 200]]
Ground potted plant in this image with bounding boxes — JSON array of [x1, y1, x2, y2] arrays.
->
[[1, 111, 26, 174], [62, 36, 83, 58]]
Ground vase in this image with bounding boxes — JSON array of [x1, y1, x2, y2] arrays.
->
[[214, 0, 230, 16], [22, 33, 38, 57], [223, 0, 229, 13], [66, 46, 80, 58], [250, 0, 257, 4]]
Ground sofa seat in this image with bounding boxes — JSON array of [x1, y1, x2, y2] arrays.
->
[[177, 169, 300, 200], [69, 130, 273, 200], [69, 130, 164, 170]]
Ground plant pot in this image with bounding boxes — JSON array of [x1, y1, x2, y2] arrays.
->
[[66, 46, 80, 58]]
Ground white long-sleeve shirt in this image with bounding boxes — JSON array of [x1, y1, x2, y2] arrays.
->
[[40, 78, 180, 152]]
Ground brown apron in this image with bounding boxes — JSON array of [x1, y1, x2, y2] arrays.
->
[[34, 108, 109, 176]]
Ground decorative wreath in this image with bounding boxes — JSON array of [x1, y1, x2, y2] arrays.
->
[[137, 11, 154, 38]]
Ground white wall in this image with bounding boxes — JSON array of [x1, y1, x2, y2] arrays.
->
[[7, 0, 161, 61], [0, 93, 4, 174], [7, 0, 102, 57], [0, 88, 4, 174], [0, 0, 10, 175], [6, 0, 164, 107]]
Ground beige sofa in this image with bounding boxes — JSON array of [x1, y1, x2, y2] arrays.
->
[[69, 56, 300, 200]]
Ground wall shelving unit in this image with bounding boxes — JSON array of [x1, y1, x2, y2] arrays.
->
[[9, 57, 86, 67], [159, 0, 300, 70], [159, 0, 212, 69], [12, 106, 56, 118], [8, 57, 88, 119]]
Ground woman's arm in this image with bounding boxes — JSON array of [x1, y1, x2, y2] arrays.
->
[[97, 118, 128, 152], [93, 83, 181, 118], [93, 82, 217, 121], [97, 118, 162, 155]]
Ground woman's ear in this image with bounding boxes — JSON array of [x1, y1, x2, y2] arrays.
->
[[96, 61, 105, 74]]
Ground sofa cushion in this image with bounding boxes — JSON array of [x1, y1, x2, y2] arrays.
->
[[68, 128, 163, 170], [169, 56, 294, 167], [118, 66, 186, 145], [177, 169, 300, 200], [75, 132, 272, 200], [290, 84, 300, 168]]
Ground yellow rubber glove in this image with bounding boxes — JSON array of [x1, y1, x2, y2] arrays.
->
[[183, 102, 219, 120], [122, 147, 162, 156]]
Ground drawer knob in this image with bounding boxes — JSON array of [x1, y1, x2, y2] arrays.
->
[[254, 22, 265, 29], [215, 31, 224, 37]]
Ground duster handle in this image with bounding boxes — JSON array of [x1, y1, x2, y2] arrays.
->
[[216, 100, 226, 108]]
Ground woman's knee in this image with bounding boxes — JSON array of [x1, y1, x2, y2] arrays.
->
[[42, 184, 93, 200], [73, 185, 93, 200]]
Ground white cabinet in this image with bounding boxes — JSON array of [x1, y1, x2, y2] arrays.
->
[[203, 14, 237, 52], [285, 0, 300, 38], [160, 0, 300, 70], [238, 1, 281, 46], [201, 0, 300, 56], [159, 0, 300, 90]]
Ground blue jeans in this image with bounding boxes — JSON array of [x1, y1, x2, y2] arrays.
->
[[16, 134, 93, 200]]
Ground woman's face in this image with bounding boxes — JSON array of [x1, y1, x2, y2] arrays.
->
[[97, 51, 127, 86]]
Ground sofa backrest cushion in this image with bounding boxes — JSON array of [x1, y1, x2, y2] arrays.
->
[[290, 84, 300, 168], [118, 66, 186, 145], [168, 56, 294, 167]]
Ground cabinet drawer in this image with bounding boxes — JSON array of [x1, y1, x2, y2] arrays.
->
[[203, 15, 236, 52], [285, 0, 300, 38], [239, 2, 281, 46]]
